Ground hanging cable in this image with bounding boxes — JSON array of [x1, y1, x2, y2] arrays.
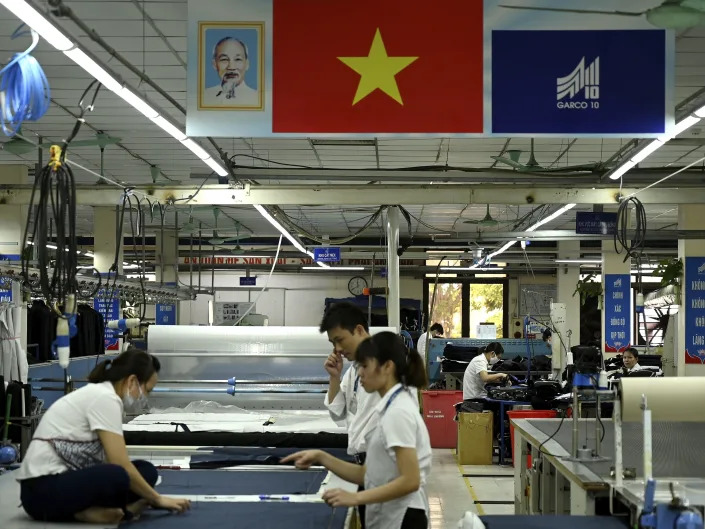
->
[[0, 26, 51, 137], [614, 197, 647, 263]]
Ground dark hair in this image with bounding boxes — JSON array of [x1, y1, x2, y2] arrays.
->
[[542, 328, 552, 342], [88, 348, 161, 384], [624, 347, 639, 359], [430, 323, 444, 334], [485, 342, 504, 355], [319, 302, 369, 334], [356, 332, 428, 388]]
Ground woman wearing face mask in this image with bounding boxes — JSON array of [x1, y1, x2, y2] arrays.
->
[[16, 348, 190, 524], [462, 342, 508, 400], [282, 332, 432, 529]]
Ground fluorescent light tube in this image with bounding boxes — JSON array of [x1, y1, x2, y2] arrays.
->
[[609, 160, 637, 181], [426, 250, 465, 254], [150, 115, 187, 141], [487, 241, 517, 259], [253, 204, 309, 255], [526, 204, 576, 232], [117, 88, 159, 119], [630, 140, 664, 164], [63, 48, 123, 92], [302, 267, 365, 271], [203, 156, 229, 177], [695, 104, 705, 119], [0, 0, 74, 51], [660, 115, 701, 140], [555, 259, 602, 264], [181, 138, 211, 160]]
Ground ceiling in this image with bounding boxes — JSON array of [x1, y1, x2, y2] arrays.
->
[[0, 0, 704, 262]]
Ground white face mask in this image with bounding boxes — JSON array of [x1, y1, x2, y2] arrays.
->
[[122, 382, 148, 413], [489, 355, 499, 365]]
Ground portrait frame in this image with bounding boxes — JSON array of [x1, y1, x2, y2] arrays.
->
[[198, 21, 265, 111]]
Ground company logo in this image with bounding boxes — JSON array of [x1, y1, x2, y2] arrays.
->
[[614, 277, 622, 288], [698, 262, 705, 275], [556, 57, 600, 110]]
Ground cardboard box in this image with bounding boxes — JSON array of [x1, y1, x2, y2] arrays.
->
[[457, 411, 493, 465]]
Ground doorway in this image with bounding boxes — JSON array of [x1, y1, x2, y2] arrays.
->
[[423, 278, 509, 339]]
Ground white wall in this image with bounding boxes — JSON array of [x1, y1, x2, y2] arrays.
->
[[177, 272, 423, 326]]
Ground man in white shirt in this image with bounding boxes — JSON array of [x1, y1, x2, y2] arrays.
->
[[463, 343, 508, 400], [320, 302, 379, 529], [202, 37, 260, 107], [416, 323, 443, 370]]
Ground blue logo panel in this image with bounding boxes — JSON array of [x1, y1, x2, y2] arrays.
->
[[492, 30, 666, 135]]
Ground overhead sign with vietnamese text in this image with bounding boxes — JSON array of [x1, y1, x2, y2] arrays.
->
[[314, 247, 341, 263], [604, 274, 631, 353], [685, 257, 705, 364]]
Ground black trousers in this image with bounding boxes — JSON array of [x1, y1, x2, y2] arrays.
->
[[355, 452, 367, 529], [20, 460, 158, 522], [402, 508, 429, 529]]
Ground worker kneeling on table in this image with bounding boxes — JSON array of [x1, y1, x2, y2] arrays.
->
[[283, 332, 432, 529], [16, 348, 191, 524]]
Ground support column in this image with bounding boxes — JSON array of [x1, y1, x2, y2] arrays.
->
[[155, 229, 178, 285], [155, 229, 179, 326], [93, 207, 122, 352], [602, 241, 631, 356], [556, 241, 581, 367], [386, 207, 401, 332], [678, 205, 705, 376], [93, 207, 123, 275]]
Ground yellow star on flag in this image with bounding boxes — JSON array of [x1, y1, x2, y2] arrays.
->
[[338, 29, 418, 106]]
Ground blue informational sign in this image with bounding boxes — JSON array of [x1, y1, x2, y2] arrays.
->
[[0, 277, 12, 303], [314, 247, 341, 263], [604, 274, 631, 353], [156, 304, 177, 325], [94, 290, 120, 351], [240, 277, 257, 286], [576, 212, 618, 235], [684, 257, 705, 364], [492, 30, 667, 135]]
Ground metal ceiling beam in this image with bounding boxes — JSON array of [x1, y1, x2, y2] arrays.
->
[[481, 230, 705, 241], [3, 184, 705, 206]]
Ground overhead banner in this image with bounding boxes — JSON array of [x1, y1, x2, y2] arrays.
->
[[684, 257, 705, 365], [187, 0, 673, 137], [604, 274, 631, 353]]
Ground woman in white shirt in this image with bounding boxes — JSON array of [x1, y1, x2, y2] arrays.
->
[[283, 332, 432, 529], [17, 348, 190, 524]]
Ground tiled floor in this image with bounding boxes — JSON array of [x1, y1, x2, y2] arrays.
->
[[428, 449, 515, 528]]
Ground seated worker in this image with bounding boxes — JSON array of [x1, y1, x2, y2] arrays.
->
[[283, 332, 432, 529], [16, 348, 190, 524], [416, 322, 444, 369], [463, 342, 508, 400], [622, 347, 641, 372]]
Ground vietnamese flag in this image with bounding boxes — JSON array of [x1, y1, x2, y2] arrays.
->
[[272, 0, 483, 133]]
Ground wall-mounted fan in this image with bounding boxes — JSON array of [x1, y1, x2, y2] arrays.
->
[[492, 139, 598, 172], [463, 205, 515, 226], [499, 0, 705, 29]]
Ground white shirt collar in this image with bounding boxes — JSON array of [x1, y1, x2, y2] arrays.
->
[[374, 382, 404, 413]]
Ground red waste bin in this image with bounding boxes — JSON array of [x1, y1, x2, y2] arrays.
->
[[507, 410, 557, 467], [421, 390, 464, 448]]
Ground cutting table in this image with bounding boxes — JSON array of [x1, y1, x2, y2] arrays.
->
[[511, 418, 705, 520], [0, 445, 356, 529]]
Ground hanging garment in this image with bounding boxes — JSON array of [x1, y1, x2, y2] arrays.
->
[[0, 304, 28, 383], [28, 300, 57, 362]]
